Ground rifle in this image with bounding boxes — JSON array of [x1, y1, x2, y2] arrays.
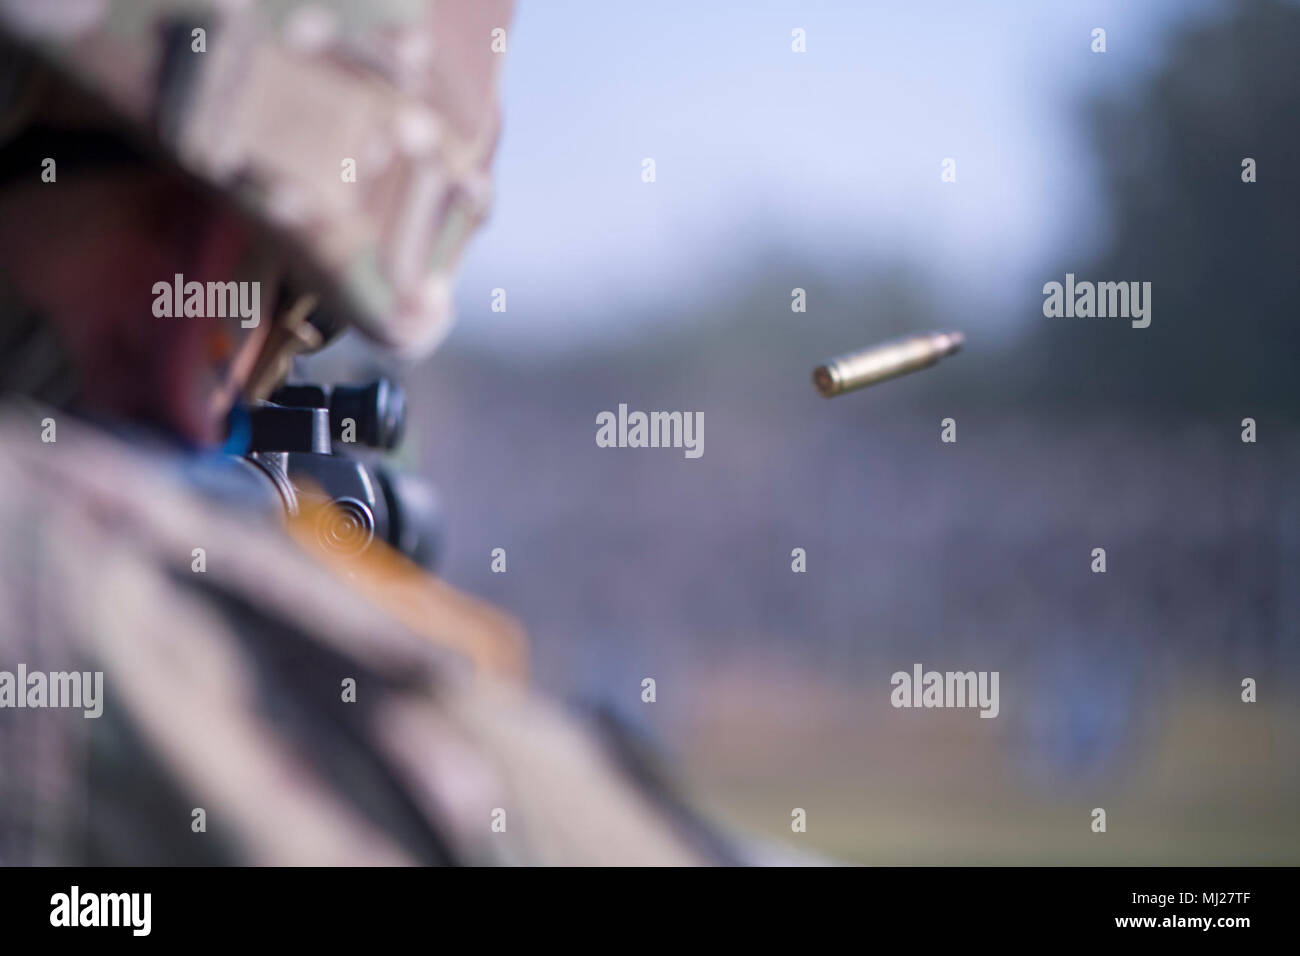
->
[[237, 378, 442, 571]]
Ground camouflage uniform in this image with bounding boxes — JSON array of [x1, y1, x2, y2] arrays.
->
[[0, 1, 733, 865], [0, 406, 723, 865], [0, 0, 509, 355]]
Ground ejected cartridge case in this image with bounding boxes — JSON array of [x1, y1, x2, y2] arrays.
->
[[813, 331, 965, 397]]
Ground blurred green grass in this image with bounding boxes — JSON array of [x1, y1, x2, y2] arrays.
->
[[679, 666, 1300, 864]]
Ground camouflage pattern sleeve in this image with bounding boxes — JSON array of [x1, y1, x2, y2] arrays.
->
[[0, 408, 721, 865]]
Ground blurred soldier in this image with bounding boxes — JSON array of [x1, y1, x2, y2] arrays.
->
[[0, 0, 733, 864]]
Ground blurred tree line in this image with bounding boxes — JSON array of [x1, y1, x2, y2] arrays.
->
[[429, 0, 1298, 427], [1019, 0, 1300, 419]]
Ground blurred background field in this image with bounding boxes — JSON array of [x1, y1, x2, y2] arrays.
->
[[310, 0, 1300, 862]]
